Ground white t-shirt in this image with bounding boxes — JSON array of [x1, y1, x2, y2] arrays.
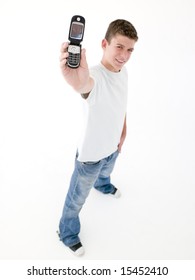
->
[[77, 63, 128, 162]]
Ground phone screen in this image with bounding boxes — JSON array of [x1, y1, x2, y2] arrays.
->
[[70, 22, 84, 40]]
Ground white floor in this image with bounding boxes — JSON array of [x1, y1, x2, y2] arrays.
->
[[0, 136, 195, 260]]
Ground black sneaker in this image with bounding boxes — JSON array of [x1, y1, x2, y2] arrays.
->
[[109, 187, 121, 198], [69, 242, 85, 256], [57, 231, 84, 257]]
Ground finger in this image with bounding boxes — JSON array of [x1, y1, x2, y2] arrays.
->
[[60, 58, 67, 66], [117, 143, 122, 153], [59, 52, 69, 62], [60, 42, 69, 53], [59, 59, 67, 70], [80, 48, 88, 68]]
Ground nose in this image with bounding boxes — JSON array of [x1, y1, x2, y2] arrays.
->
[[120, 50, 130, 62]]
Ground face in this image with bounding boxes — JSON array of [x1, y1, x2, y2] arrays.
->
[[101, 34, 136, 72]]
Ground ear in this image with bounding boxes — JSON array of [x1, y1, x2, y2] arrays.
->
[[101, 39, 108, 49]]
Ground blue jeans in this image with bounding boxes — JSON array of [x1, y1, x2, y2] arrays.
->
[[59, 150, 119, 247]]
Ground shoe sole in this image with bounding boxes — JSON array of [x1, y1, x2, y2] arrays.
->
[[109, 189, 121, 198], [69, 246, 85, 257]]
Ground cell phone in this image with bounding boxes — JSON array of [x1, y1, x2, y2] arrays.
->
[[67, 15, 85, 68]]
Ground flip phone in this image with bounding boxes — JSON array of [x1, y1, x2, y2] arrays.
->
[[67, 15, 85, 68]]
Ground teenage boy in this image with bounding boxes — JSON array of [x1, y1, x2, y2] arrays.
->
[[58, 19, 138, 256]]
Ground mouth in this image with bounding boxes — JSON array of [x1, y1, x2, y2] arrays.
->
[[115, 58, 125, 65]]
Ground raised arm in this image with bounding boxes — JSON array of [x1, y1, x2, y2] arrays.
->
[[59, 42, 94, 94]]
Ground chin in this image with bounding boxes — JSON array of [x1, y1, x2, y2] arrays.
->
[[114, 62, 124, 71], [114, 65, 123, 72]]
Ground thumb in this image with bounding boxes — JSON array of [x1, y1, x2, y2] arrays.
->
[[80, 48, 88, 68]]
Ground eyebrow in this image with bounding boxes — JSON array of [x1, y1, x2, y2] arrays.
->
[[116, 43, 124, 47], [116, 43, 134, 51]]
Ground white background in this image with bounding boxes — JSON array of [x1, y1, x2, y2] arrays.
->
[[0, 0, 195, 260]]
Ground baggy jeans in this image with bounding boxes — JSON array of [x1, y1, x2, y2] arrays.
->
[[59, 150, 119, 247]]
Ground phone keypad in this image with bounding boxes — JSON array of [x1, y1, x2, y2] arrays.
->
[[68, 45, 81, 68], [69, 53, 80, 64]]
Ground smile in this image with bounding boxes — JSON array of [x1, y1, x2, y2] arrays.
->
[[116, 58, 125, 64]]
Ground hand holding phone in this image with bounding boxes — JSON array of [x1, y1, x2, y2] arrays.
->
[[67, 15, 85, 68]]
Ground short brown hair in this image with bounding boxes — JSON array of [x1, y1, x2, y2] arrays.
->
[[105, 19, 138, 43]]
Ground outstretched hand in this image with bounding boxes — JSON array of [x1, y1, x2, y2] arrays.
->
[[59, 42, 93, 93]]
